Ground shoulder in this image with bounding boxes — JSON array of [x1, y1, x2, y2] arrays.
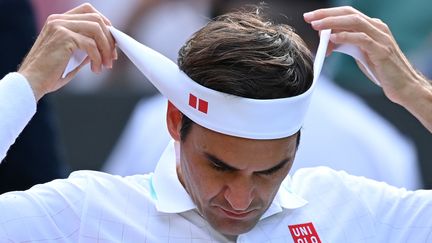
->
[[289, 166, 376, 201], [290, 166, 430, 205], [1, 170, 154, 205], [67, 170, 153, 196], [291, 166, 346, 187], [68, 170, 150, 182]]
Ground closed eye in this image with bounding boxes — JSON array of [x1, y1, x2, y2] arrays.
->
[[206, 154, 238, 172], [205, 152, 290, 175], [210, 161, 229, 172], [255, 159, 289, 176]]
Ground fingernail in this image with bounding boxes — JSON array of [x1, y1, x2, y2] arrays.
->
[[311, 20, 322, 28], [113, 49, 118, 60], [303, 12, 314, 19]]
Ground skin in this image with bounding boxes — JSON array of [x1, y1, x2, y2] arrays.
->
[[17, 3, 117, 101], [167, 102, 298, 238], [304, 6, 432, 132]]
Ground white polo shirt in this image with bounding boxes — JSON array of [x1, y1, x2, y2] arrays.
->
[[0, 73, 431, 242]]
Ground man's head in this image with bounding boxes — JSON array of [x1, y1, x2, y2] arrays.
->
[[166, 8, 313, 237]]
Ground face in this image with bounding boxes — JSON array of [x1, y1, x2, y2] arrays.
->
[[176, 124, 298, 237]]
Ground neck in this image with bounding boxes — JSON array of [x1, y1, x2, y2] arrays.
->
[[224, 234, 238, 242]]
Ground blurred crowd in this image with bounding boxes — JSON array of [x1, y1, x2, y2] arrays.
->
[[1, 0, 431, 193]]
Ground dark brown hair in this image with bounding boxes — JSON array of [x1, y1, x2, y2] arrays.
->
[[177, 7, 313, 142]]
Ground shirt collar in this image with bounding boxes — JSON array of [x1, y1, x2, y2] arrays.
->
[[152, 140, 196, 213], [261, 176, 308, 219], [152, 140, 308, 215]]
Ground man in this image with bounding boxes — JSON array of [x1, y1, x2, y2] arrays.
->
[[0, 3, 431, 242]]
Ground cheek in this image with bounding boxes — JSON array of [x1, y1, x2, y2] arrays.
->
[[253, 177, 278, 200], [254, 169, 291, 200], [181, 158, 225, 201]]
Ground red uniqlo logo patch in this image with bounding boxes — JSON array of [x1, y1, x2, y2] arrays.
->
[[288, 222, 321, 243], [189, 93, 208, 114]]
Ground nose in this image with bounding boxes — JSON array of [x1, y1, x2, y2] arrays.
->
[[224, 175, 255, 211]]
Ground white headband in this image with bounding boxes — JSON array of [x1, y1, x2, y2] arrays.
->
[[64, 27, 378, 139]]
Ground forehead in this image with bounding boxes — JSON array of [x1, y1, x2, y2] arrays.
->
[[184, 124, 297, 169]]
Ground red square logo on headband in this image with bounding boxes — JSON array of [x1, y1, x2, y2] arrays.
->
[[189, 93, 208, 114], [189, 94, 198, 108], [198, 99, 208, 113]]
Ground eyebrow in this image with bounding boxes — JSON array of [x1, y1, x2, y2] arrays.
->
[[204, 152, 291, 174]]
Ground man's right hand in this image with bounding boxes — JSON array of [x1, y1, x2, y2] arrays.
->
[[18, 3, 117, 101]]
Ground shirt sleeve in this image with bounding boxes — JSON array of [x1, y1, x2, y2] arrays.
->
[[338, 170, 432, 242], [0, 72, 37, 162], [0, 173, 88, 242]]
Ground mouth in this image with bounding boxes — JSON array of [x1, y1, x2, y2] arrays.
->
[[217, 207, 256, 220]]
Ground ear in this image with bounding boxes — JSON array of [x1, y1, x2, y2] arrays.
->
[[166, 101, 182, 141]]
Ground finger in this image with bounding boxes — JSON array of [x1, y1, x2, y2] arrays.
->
[[47, 13, 115, 60], [304, 6, 367, 23], [310, 14, 386, 42], [304, 6, 391, 39], [371, 18, 392, 35], [330, 32, 389, 63], [65, 3, 111, 26], [113, 47, 118, 60], [53, 19, 113, 68], [329, 32, 382, 84], [67, 28, 103, 73]]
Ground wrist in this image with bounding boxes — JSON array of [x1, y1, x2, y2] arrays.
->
[[18, 69, 45, 102], [397, 75, 432, 111], [391, 73, 426, 105]]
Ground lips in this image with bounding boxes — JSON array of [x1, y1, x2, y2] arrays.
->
[[217, 207, 255, 220]]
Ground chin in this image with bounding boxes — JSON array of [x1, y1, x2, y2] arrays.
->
[[209, 216, 259, 236], [200, 204, 266, 236]]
